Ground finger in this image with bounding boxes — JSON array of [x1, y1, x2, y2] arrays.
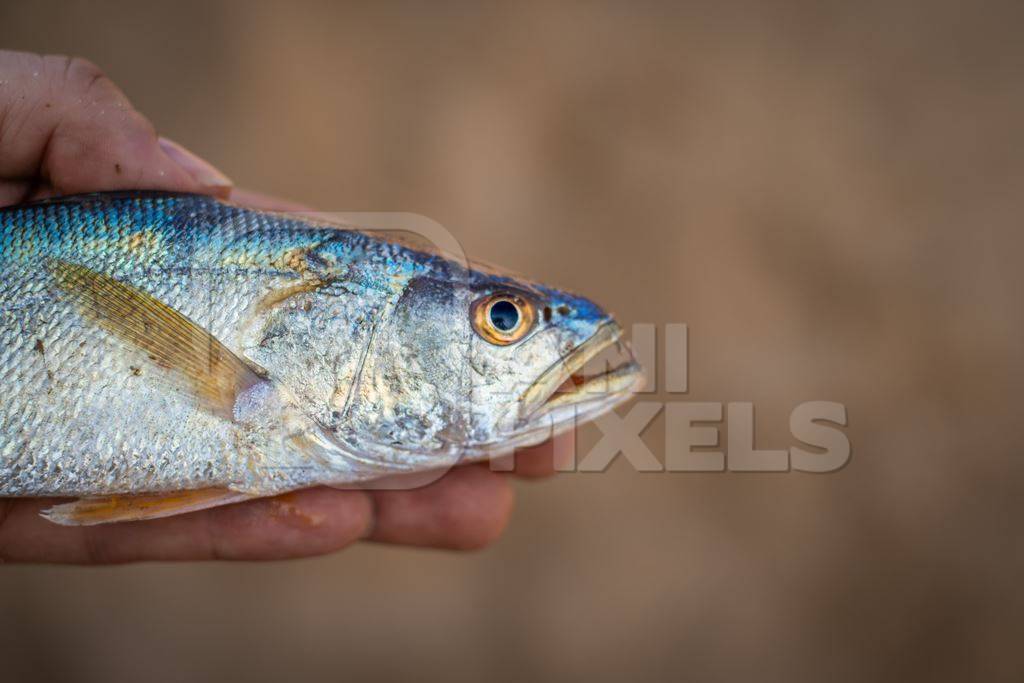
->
[[367, 465, 514, 550], [0, 51, 228, 201], [0, 488, 372, 564], [157, 137, 232, 197], [0, 179, 37, 206], [490, 432, 575, 478]]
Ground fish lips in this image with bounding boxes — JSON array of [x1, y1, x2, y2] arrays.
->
[[516, 320, 644, 428]]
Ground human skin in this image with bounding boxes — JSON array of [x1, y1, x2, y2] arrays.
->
[[0, 50, 564, 564]]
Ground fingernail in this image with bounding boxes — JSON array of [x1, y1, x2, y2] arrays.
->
[[158, 137, 233, 197]]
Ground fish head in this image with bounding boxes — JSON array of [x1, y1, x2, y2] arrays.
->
[[331, 260, 643, 463], [460, 274, 644, 454]]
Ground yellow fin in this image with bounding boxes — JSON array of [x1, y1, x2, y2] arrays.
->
[[50, 259, 266, 419], [40, 488, 254, 526]]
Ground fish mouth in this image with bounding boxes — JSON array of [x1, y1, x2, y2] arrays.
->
[[518, 321, 644, 427]]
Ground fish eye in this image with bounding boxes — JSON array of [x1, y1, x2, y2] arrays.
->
[[489, 300, 519, 331], [472, 293, 535, 345]]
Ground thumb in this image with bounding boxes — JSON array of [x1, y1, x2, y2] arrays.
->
[[0, 51, 231, 200]]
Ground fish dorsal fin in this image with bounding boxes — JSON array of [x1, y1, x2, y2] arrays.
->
[[50, 258, 266, 420]]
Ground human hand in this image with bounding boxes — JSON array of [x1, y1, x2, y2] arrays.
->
[[0, 50, 564, 563]]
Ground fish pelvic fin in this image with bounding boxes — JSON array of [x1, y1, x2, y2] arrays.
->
[[49, 258, 267, 420], [40, 488, 255, 526]]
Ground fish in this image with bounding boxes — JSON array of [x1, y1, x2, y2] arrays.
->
[[0, 191, 643, 525]]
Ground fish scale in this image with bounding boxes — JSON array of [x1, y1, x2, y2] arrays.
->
[[0, 193, 334, 495], [0, 191, 641, 524]]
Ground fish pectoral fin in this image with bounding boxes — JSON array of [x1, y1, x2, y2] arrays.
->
[[49, 258, 267, 420], [40, 488, 254, 526]]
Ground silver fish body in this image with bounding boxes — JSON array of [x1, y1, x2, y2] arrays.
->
[[0, 192, 641, 518]]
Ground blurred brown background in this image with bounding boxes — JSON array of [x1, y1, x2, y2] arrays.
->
[[2, 1, 1023, 681]]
